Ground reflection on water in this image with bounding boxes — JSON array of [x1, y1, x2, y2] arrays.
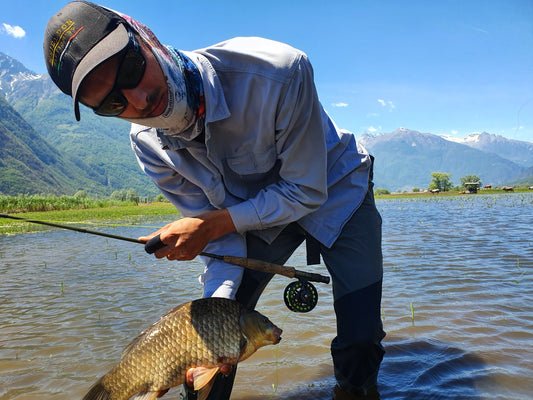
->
[[1, 193, 532, 399]]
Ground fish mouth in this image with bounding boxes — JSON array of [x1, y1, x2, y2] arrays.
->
[[273, 327, 283, 344]]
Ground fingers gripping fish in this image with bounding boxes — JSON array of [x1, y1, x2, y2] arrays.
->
[[82, 298, 282, 400]]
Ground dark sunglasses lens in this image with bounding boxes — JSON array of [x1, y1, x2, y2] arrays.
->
[[94, 89, 128, 116], [92, 37, 146, 117], [116, 50, 146, 88]]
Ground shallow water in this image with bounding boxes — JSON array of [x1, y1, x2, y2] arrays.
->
[[1, 193, 532, 399]]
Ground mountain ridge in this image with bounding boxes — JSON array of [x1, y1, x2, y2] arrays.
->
[[359, 128, 530, 191], [1, 52, 532, 195], [0, 94, 107, 195], [441, 131, 533, 167], [0, 51, 159, 197]]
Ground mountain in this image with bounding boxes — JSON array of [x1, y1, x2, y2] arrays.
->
[[359, 128, 528, 191], [1, 52, 532, 196], [442, 132, 533, 167], [507, 166, 533, 187], [0, 51, 158, 197], [0, 94, 106, 195]]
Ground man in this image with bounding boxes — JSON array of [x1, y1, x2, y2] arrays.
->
[[44, 2, 385, 398]]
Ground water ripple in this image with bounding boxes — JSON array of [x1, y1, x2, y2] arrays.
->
[[1, 194, 532, 399]]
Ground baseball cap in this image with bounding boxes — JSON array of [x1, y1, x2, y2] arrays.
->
[[44, 1, 130, 121]]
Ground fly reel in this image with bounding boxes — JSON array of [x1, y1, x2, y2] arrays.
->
[[283, 279, 319, 313]]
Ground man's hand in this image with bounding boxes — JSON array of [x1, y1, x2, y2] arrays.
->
[[138, 209, 236, 260]]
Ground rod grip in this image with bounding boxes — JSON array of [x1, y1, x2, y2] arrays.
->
[[145, 234, 166, 254], [221, 255, 297, 279]]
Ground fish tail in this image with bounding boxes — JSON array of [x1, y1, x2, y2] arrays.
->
[[82, 378, 112, 400]]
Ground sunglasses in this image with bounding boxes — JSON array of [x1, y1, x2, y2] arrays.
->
[[92, 30, 146, 117]]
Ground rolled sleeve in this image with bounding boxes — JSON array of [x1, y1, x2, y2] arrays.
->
[[226, 200, 261, 234]]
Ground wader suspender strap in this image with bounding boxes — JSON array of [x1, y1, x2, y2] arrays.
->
[[305, 232, 321, 265]]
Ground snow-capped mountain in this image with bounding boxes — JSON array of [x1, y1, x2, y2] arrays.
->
[[441, 132, 533, 167], [359, 128, 530, 191]]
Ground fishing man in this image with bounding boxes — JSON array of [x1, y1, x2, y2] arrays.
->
[[44, 1, 385, 398]]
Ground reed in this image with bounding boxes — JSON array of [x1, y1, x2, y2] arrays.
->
[[0, 194, 134, 213]]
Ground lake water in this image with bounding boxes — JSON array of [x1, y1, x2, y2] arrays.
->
[[1, 193, 532, 399]]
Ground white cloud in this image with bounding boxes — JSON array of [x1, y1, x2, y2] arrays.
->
[[377, 99, 395, 111], [451, 130, 458, 135], [1, 23, 26, 38], [332, 102, 348, 108]]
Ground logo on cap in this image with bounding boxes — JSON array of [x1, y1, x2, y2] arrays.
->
[[48, 19, 84, 75]]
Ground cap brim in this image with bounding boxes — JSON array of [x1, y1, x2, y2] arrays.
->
[[71, 24, 130, 121]]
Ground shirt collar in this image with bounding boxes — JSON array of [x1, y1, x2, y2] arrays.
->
[[184, 51, 230, 124]]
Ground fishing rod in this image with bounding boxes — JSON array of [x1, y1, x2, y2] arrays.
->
[[1, 213, 329, 312]]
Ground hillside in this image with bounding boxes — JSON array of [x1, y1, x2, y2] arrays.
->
[[0, 95, 105, 195], [1, 52, 158, 197]]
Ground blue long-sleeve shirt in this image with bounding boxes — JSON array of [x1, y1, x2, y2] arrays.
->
[[130, 37, 372, 298]]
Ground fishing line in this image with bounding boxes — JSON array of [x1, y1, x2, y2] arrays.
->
[[0, 213, 330, 285], [269, 310, 292, 400], [2, 217, 165, 230], [515, 98, 532, 137]]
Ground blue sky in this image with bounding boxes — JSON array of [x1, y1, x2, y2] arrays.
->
[[1, 0, 532, 142]]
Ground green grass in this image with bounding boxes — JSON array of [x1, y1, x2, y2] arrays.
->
[[0, 202, 178, 235], [0, 194, 132, 213]]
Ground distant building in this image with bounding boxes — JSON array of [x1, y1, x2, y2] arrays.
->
[[464, 182, 480, 194]]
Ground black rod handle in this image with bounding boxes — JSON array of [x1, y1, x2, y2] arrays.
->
[[144, 234, 166, 254]]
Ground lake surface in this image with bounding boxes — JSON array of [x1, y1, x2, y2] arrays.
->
[[1, 193, 532, 399]]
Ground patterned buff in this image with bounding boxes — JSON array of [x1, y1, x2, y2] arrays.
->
[[114, 10, 204, 136]]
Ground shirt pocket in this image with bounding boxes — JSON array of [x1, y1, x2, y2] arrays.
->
[[223, 144, 281, 200]]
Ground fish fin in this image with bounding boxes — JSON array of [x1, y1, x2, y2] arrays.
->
[[197, 379, 217, 400], [130, 391, 161, 400], [82, 378, 111, 400], [192, 367, 220, 400]]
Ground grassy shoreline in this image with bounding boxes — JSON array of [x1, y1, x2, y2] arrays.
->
[[0, 202, 178, 235], [1, 189, 531, 235], [375, 187, 532, 199]]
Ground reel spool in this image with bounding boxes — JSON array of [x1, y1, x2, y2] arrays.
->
[[283, 280, 318, 313]]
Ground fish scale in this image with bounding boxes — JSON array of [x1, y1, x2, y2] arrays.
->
[[83, 297, 282, 400]]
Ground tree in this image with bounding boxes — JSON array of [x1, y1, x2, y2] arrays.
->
[[126, 188, 139, 204], [73, 190, 87, 198], [374, 188, 390, 195], [155, 194, 167, 202], [460, 175, 482, 188], [429, 172, 452, 191], [111, 189, 127, 201]]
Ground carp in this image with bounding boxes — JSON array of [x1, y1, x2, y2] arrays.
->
[[83, 297, 282, 400]]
